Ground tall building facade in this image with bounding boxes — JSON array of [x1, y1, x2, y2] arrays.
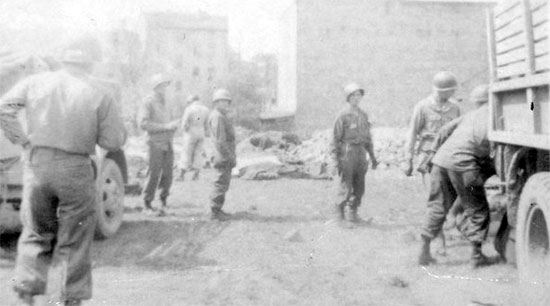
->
[[140, 12, 229, 112], [277, 0, 495, 134]]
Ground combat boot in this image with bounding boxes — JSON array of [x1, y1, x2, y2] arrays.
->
[[65, 299, 82, 306], [471, 242, 492, 268], [211, 208, 231, 221], [418, 234, 436, 266], [334, 203, 345, 221], [17, 292, 33, 306], [161, 197, 168, 208]]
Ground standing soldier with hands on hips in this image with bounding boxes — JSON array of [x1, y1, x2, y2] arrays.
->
[[208, 88, 236, 221], [138, 74, 180, 214], [0, 47, 126, 306], [330, 83, 378, 224]]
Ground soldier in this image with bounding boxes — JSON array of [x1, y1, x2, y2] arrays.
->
[[0, 48, 126, 305], [404, 71, 461, 177], [330, 83, 378, 224], [138, 74, 179, 213], [208, 89, 236, 221], [177, 94, 210, 181], [417, 85, 494, 268]]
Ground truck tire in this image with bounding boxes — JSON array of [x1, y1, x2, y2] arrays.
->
[[516, 172, 550, 295], [95, 159, 124, 239]]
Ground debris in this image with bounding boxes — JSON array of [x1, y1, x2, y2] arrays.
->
[[284, 229, 304, 242], [388, 276, 409, 288]]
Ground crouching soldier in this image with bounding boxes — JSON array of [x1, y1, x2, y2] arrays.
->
[[330, 83, 378, 224], [208, 89, 236, 221], [417, 85, 495, 268]]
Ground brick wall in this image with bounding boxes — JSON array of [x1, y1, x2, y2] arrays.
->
[[294, 0, 491, 135]]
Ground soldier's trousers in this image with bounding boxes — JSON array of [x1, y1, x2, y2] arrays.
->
[[178, 133, 205, 170], [336, 144, 368, 208], [210, 165, 232, 210], [14, 148, 96, 302], [421, 165, 490, 243], [144, 142, 174, 202]]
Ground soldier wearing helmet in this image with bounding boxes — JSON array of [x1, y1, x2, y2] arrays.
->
[[1, 44, 126, 305], [177, 94, 210, 181], [138, 73, 180, 214], [416, 84, 495, 268], [207, 88, 236, 221], [329, 83, 378, 224], [404, 71, 461, 177]]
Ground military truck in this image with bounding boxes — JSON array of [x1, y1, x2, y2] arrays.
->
[[0, 51, 127, 240], [486, 0, 549, 285]]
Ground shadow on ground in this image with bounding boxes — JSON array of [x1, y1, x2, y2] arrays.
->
[[93, 219, 229, 270]]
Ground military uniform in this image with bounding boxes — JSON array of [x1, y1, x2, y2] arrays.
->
[[208, 107, 236, 213], [178, 100, 210, 178], [138, 91, 175, 206], [419, 102, 494, 267], [330, 104, 375, 219], [405, 95, 461, 171], [422, 104, 492, 242], [0, 68, 126, 303]]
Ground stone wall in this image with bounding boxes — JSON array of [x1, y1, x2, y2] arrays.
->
[[294, 0, 491, 135]]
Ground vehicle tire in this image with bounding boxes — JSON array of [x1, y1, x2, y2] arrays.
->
[[516, 172, 550, 303], [95, 159, 124, 239]]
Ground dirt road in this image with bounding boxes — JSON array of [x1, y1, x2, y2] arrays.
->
[[0, 169, 528, 305]]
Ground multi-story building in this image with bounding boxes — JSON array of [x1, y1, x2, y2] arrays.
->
[[277, 0, 496, 134], [140, 12, 229, 114]]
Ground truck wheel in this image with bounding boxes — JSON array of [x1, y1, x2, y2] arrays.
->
[[95, 159, 124, 239], [516, 172, 550, 294]]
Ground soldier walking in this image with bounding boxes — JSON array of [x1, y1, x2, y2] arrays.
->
[[138, 74, 179, 213], [177, 94, 210, 181], [417, 85, 495, 268], [208, 89, 236, 221], [330, 83, 378, 224], [0, 48, 126, 305]]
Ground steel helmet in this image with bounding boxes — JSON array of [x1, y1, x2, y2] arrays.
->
[[344, 83, 364, 101], [187, 94, 200, 103], [469, 84, 489, 104], [432, 71, 458, 91], [212, 88, 232, 103], [150, 73, 171, 89]]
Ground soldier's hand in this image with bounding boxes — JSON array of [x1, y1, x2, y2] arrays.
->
[[404, 159, 413, 176], [166, 121, 179, 131], [371, 159, 378, 170]]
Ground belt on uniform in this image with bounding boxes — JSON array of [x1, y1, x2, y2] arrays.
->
[[30, 146, 89, 161]]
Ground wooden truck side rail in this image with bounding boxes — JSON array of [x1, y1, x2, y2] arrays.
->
[[487, 0, 549, 150]]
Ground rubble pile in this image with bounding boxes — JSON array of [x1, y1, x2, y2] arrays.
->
[[235, 127, 409, 180], [124, 127, 409, 182]]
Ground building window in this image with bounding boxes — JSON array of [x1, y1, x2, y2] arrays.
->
[[193, 67, 200, 77]]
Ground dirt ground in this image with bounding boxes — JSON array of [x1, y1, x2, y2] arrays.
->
[[0, 168, 535, 306]]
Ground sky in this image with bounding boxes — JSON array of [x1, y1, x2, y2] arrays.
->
[[0, 0, 293, 59]]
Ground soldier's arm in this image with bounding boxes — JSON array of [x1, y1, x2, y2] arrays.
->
[[204, 109, 211, 137], [0, 79, 30, 147], [330, 115, 344, 166], [181, 107, 191, 132], [97, 95, 127, 151], [210, 115, 233, 160], [405, 104, 423, 160]]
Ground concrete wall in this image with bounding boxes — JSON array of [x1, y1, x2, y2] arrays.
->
[[292, 0, 491, 134]]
